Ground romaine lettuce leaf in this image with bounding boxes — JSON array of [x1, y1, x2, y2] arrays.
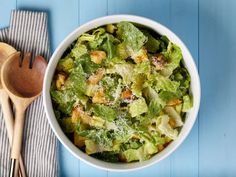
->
[[172, 66, 191, 96], [154, 73, 180, 92], [131, 74, 145, 97], [92, 104, 117, 122], [51, 89, 76, 114], [117, 22, 147, 52], [90, 116, 105, 128], [134, 60, 151, 76], [100, 33, 120, 61], [106, 63, 134, 84], [142, 30, 160, 53], [161, 42, 183, 77], [65, 64, 87, 94], [122, 141, 157, 162], [158, 115, 178, 139], [79, 33, 95, 42], [102, 34, 116, 60], [71, 44, 88, 59], [80, 129, 114, 151], [164, 106, 183, 127], [143, 87, 166, 107], [78, 27, 106, 49], [159, 90, 181, 102], [57, 57, 74, 73], [58, 117, 75, 133], [147, 100, 162, 118], [92, 152, 119, 162], [100, 75, 121, 101], [182, 95, 193, 112], [52, 64, 88, 112], [75, 54, 100, 74], [85, 139, 98, 154], [116, 43, 131, 60], [129, 98, 148, 117]]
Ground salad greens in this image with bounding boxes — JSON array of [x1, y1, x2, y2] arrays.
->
[[51, 22, 193, 163]]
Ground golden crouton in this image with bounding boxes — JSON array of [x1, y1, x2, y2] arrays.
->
[[92, 89, 107, 104], [167, 99, 182, 106], [74, 133, 87, 148], [168, 117, 176, 128], [87, 68, 105, 85], [151, 54, 167, 71], [56, 73, 66, 90], [90, 50, 106, 64]]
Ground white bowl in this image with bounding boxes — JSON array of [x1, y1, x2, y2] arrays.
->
[[43, 15, 201, 172]]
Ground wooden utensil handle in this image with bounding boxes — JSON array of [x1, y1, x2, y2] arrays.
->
[[0, 90, 27, 177], [11, 107, 26, 159], [0, 90, 14, 140]]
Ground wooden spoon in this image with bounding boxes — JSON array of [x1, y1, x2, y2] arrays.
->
[[1, 52, 47, 177], [0, 43, 26, 177]]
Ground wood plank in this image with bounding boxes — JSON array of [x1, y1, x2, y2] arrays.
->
[[17, 0, 80, 50], [108, 0, 171, 27], [16, 1, 80, 177], [199, 0, 236, 176], [169, 0, 199, 176], [107, 1, 171, 176], [59, 144, 81, 177], [79, 0, 107, 25], [0, 0, 16, 28], [79, 0, 108, 176]]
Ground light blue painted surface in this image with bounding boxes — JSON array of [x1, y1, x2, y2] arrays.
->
[[0, 0, 236, 176]]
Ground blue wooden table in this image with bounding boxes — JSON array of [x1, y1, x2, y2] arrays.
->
[[1, 0, 236, 176]]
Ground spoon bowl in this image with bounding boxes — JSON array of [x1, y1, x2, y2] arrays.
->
[[0, 42, 16, 89], [2, 52, 46, 98]]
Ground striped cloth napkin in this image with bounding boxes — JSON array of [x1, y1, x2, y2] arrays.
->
[[0, 10, 58, 177]]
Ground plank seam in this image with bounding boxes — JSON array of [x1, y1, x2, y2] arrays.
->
[[197, 0, 200, 177]]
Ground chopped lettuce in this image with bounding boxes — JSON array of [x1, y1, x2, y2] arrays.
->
[[92, 104, 117, 122], [117, 21, 147, 52], [51, 21, 193, 163], [75, 54, 100, 74], [159, 91, 181, 102], [65, 64, 87, 94], [131, 74, 146, 97], [158, 115, 178, 139], [134, 61, 151, 76], [100, 76, 122, 101], [154, 73, 180, 92], [161, 42, 183, 77], [182, 95, 193, 112], [80, 129, 113, 150], [143, 87, 166, 107], [90, 116, 105, 128], [58, 117, 75, 133], [102, 34, 119, 59], [122, 142, 157, 162], [116, 43, 131, 60], [143, 30, 160, 53], [51, 89, 76, 114], [92, 152, 119, 162], [164, 106, 183, 127], [147, 100, 162, 118], [129, 98, 148, 117], [106, 63, 134, 84], [57, 57, 74, 73], [85, 139, 99, 154], [71, 44, 88, 59]]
